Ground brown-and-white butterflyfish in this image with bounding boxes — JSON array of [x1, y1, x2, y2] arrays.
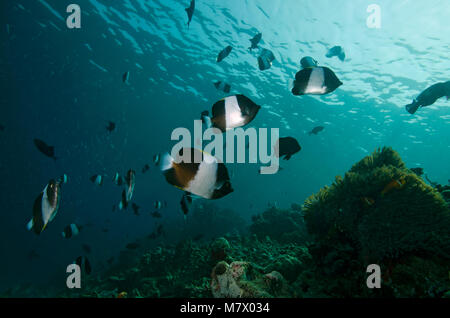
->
[[62, 223, 82, 239], [249, 32, 262, 51], [113, 172, 123, 186], [90, 174, 104, 186], [185, 0, 195, 28], [161, 148, 233, 200], [27, 175, 67, 235], [75, 256, 91, 275], [217, 45, 232, 63], [201, 94, 261, 132], [214, 81, 231, 93], [122, 71, 130, 84], [274, 137, 302, 160], [125, 169, 135, 202], [119, 169, 135, 210], [258, 48, 275, 71], [291, 66, 342, 96]]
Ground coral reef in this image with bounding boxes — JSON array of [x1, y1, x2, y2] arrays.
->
[[3, 147, 449, 298]]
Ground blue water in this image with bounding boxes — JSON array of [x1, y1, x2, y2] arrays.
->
[[0, 0, 449, 292]]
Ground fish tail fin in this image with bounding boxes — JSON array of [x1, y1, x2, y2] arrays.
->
[[284, 154, 292, 160], [405, 100, 420, 114], [26, 219, 34, 231], [160, 153, 174, 172]]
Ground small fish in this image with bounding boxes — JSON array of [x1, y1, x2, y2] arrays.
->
[[119, 189, 128, 210], [154, 200, 166, 210], [90, 174, 104, 186], [185, 0, 195, 28], [142, 164, 150, 174], [161, 148, 233, 199], [217, 45, 232, 63], [292, 67, 342, 96], [274, 137, 301, 160], [151, 211, 162, 218], [214, 81, 231, 93], [75, 256, 91, 275], [126, 242, 139, 250], [258, 48, 275, 71], [125, 169, 136, 200], [117, 292, 128, 299], [34, 139, 57, 160], [180, 192, 193, 216], [106, 121, 116, 133], [309, 126, 324, 135], [156, 224, 164, 236], [27, 177, 65, 235], [249, 32, 262, 50], [326, 45, 345, 61], [153, 154, 161, 166], [122, 71, 130, 84], [82, 244, 92, 254], [381, 178, 406, 196], [62, 224, 82, 239], [410, 167, 424, 177], [102, 228, 109, 233], [113, 172, 123, 186], [131, 203, 140, 216], [201, 94, 261, 132]]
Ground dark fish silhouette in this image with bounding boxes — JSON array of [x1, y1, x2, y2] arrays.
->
[[274, 137, 301, 160], [142, 164, 150, 174], [106, 121, 116, 132], [75, 256, 91, 275], [249, 32, 262, 50], [217, 46, 232, 63], [0, 124, 4, 132], [122, 71, 130, 84], [151, 211, 162, 218], [34, 139, 56, 160], [309, 126, 324, 135], [326, 46, 345, 61], [131, 203, 140, 216], [405, 81, 450, 114], [258, 48, 275, 71], [185, 0, 195, 28], [180, 192, 192, 216]]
